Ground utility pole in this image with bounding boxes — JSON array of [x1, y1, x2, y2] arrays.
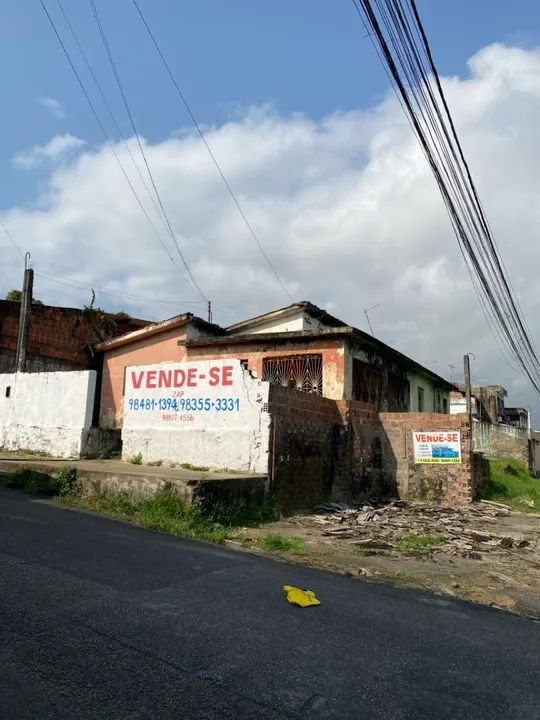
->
[[364, 303, 380, 336], [15, 252, 33, 373], [207, 300, 212, 323], [463, 353, 474, 454]]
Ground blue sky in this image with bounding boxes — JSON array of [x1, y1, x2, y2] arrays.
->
[[2, 1, 540, 410], [1, 0, 539, 211]]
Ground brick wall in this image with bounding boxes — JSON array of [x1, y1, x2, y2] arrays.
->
[[379, 412, 477, 505], [0, 301, 145, 372], [268, 385, 343, 512], [267, 392, 481, 510]]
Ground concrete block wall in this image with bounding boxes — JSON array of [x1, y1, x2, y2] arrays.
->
[[473, 421, 528, 465], [0, 370, 96, 457]]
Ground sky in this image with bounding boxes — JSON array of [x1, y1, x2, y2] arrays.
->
[[2, 1, 540, 417]]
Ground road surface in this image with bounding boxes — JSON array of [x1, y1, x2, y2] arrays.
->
[[0, 488, 539, 719]]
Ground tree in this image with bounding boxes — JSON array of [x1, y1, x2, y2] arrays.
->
[[5, 289, 43, 305]]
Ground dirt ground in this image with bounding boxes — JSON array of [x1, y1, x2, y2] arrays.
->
[[228, 501, 540, 618]]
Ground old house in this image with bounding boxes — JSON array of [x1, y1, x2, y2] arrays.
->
[[97, 301, 454, 429]]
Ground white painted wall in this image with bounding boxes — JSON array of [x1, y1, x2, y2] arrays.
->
[[122, 359, 271, 473], [235, 309, 329, 335], [0, 371, 96, 457]]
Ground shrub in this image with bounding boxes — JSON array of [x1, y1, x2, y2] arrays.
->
[[54, 465, 78, 497]]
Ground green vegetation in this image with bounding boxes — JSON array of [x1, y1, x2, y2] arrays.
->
[[130, 453, 143, 465], [478, 458, 540, 512], [0, 467, 56, 494], [5, 289, 43, 305], [0, 446, 51, 458], [54, 465, 78, 497], [394, 532, 446, 554], [0, 465, 281, 546], [258, 533, 309, 554], [180, 462, 210, 472]]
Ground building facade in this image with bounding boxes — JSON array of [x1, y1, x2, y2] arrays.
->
[[97, 301, 454, 428]]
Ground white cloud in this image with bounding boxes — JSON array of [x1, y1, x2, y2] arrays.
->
[[40, 96, 66, 119], [12, 134, 86, 170], [3, 43, 540, 417]]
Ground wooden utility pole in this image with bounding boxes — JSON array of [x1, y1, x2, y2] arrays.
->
[[15, 254, 34, 373]]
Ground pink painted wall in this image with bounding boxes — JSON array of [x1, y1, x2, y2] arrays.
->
[[99, 327, 188, 427]]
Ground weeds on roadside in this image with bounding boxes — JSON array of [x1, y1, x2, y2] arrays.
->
[[394, 532, 446, 555], [258, 533, 309, 554]]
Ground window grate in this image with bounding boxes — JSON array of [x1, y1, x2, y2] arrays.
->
[[262, 354, 323, 395]]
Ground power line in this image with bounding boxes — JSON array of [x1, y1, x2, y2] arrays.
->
[[88, 0, 208, 304], [54, 0, 169, 234], [131, 0, 293, 303], [352, 0, 540, 394], [0, 217, 24, 260], [39, 0, 198, 297], [34, 270, 205, 305]]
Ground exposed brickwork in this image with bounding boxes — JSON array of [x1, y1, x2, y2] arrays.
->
[[267, 385, 342, 512], [0, 300, 146, 373], [380, 412, 477, 506], [267, 392, 480, 511]]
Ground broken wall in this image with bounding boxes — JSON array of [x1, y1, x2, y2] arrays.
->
[[380, 412, 476, 505], [121, 359, 270, 473]]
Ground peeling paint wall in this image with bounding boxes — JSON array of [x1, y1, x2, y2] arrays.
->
[[100, 327, 189, 428], [0, 371, 96, 457], [121, 359, 270, 473], [187, 338, 347, 401]]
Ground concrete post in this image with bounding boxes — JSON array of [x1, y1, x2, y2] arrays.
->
[[15, 267, 34, 373]]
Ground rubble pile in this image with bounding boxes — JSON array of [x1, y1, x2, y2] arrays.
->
[[310, 500, 539, 559]]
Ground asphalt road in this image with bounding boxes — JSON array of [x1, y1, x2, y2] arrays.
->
[[1, 489, 539, 720]]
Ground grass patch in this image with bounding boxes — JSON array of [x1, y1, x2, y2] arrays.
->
[[180, 462, 210, 472], [203, 498, 280, 527], [0, 446, 51, 458], [1, 464, 281, 546], [394, 532, 446, 554], [130, 453, 142, 465], [478, 457, 540, 512], [258, 533, 309, 554], [0, 467, 58, 495]]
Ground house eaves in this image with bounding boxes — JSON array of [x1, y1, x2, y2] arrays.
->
[[186, 325, 456, 391], [225, 300, 345, 335], [97, 313, 226, 352]]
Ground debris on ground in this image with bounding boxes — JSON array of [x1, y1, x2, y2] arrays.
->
[[309, 500, 540, 560], [284, 585, 321, 607]]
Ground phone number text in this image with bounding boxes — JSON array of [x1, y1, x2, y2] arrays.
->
[[127, 397, 240, 412]]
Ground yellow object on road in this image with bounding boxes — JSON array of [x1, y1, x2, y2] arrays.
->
[[284, 585, 321, 607]]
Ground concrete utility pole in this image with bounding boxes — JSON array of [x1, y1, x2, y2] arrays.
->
[[15, 253, 34, 373], [463, 353, 474, 454]]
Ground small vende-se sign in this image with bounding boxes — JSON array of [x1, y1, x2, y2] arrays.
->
[[413, 431, 461, 464]]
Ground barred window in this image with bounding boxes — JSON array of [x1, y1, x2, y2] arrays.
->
[[262, 354, 323, 395], [352, 359, 381, 406]]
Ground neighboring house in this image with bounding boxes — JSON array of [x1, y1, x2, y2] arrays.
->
[[450, 384, 507, 423], [0, 300, 148, 373], [97, 301, 454, 428], [505, 407, 529, 430]]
